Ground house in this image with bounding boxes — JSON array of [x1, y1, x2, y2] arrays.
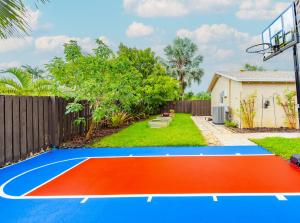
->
[[207, 71, 298, 128]]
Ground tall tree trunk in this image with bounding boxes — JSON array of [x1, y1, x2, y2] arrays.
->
[[179, 73, 185, 99], [85, 120, 95, 141]]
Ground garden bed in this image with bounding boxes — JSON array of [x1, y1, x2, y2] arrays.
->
[[60, 126, 129, 148], [226, 127, 300, 133]]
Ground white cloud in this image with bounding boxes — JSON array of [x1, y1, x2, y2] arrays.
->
[[126, 22, 154, 38], [0, 61, 21, 69], [177, 23, 252, 46], [99, 36, 110, 45], [35, 36, 110, 53], [26, 8, 41, 30], [25, 8, 53, 31], [0, 37, 33, 53], [176, 24, 257, 61], [123, 0, 239, 17], [236, 0, 290, 20], [123, 0, 289, 20], [123, 0, 188, 17]]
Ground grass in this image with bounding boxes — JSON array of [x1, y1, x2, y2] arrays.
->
[[92, 113, 206, 147], [252, 137, 300, 159]]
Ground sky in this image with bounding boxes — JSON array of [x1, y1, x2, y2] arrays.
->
[[0, 0, 296, 93]]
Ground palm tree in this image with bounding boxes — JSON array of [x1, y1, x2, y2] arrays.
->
[[0, 67, 52, 95], [22, 65, 45, 79], [0, 0, 48, 39], [164, 37, 204, 96]]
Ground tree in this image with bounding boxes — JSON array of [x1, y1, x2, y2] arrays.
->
[[241, 63, 265, 72], [118, 44, 180, 114], [164, 37, 204, 96], [183, 92, 194, 100], [0, 67, 53, 95], [118, 44, 157, 77], [47, 40, 180, 140], [0, 0, 48, 39], [21, 65, 46, 79]]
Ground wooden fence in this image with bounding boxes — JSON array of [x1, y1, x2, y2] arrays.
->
[[162, 100, 211, 116], [0, 96, 91, 166], [0, 96, 211, 166]]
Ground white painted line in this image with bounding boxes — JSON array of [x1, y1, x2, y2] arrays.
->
[[235, 153, 241, 156], [212, 195, 218, 202], [147, 196, 152, 203], [129, 155, 133, 157], [200, 153, 204, 156], [3, 192, 300, 201], [22, 158, 89, 196], [276, 194, 288, 201], [80, 197, 89, 204], [0, 154, 277, 200], [166, 154, 170, 156]]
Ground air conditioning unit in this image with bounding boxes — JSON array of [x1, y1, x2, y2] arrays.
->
[[212, 106, 227, 124]]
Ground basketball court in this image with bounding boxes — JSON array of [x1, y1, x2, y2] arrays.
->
[[1, 146, 300, 223], [2, 1, 300, 223]]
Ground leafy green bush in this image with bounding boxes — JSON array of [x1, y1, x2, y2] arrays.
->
[[183, 91, 211, 100], [47, 39, 180, 139], [110, 112, 131, 128], [224, 120, 238, 128]]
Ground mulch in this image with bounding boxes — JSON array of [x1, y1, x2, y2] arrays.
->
[[226, 127, 300, 133], [60, 126, 128, 148]]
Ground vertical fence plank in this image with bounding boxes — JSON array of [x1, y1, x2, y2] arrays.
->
[[0, 96, 5, 165], [12, 96, 21, 162], [38, 97, 44, 149], [58, 98, 64, 143], [4, 96, 13, 163], [26, 97, 33, 155], [1, 96, 99, 166], [32, 97, 39, 153], [44, 97, 49, 146], [49, 97, 60, 146], [20, 97, 27, 159], [162, 100, 211, 116]]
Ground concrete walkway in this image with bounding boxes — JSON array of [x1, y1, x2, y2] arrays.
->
[[192, 116, 300, 146]]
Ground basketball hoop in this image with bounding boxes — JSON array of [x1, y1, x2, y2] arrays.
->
[[246, 43, 273, 55]]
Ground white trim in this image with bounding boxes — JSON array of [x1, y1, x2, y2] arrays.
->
[[22, 159, 89, 196], [0, 154, 285, 201], [276, 194, 288, 201], [213, 195, 218, 202], [80, 197, 89, 204], [6, 193, 300, 200], [147, 196, 152, 203], [0, 157, 86, 200]]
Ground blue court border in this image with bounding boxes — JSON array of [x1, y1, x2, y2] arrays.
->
[[0, 146, 299, 223]]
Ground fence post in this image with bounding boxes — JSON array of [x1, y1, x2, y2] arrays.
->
[[50, 97, 60, 147]]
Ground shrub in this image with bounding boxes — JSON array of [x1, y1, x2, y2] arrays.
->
[[238, 92, 257, 128], [110, 112, 132, 128], [276, 90, 297, 129], [225, 120, 238, 128]]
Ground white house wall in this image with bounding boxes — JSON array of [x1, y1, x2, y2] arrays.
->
[[239, 82, 297, 128]]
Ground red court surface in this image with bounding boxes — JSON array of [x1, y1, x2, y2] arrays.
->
[[27, 155, 300, 197]]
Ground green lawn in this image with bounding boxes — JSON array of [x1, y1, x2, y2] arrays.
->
[[252, 137, 300, 159], [92, 113, 206, 147]]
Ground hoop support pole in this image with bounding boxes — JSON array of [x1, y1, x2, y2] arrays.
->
[[293, 45, 300, 129]]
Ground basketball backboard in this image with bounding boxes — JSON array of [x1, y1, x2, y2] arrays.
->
[[262, 2, 298, 61]]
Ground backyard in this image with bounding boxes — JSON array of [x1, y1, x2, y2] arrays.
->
[[92, 113, 206, 147], [2, 1, 300, 223]]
